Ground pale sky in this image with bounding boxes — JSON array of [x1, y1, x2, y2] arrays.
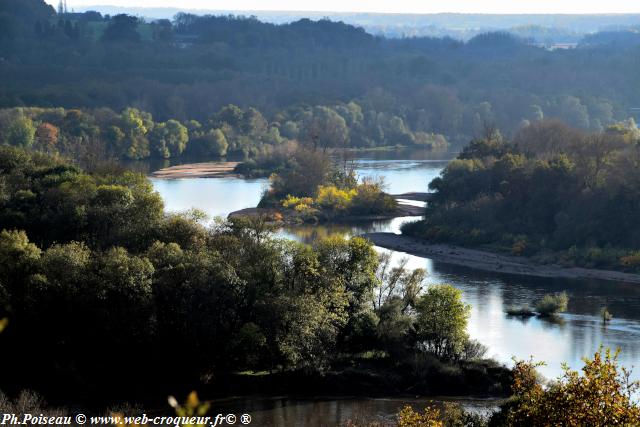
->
[[44, 0, 640, 14]]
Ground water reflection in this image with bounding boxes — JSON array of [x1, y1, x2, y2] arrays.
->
[[209, 396, 500, 427], [150, 177, 268, 218], [150, 149, 640, 383], [384, 251, 640, 381]]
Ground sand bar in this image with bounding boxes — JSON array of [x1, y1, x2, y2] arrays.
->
[[151, 162, 240, 179], [363, 232, 640, 284]]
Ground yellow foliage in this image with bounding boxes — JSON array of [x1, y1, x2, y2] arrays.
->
[[316, 185, 356, 211], [620, 252, 640, 269], [397, 405, 443, 427], [511, 239, 527, 256], [168, 391, 211, 427], [282, 195, 313, 209]]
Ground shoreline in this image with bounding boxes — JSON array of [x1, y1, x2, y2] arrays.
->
[[228, 196, 424, 221], [363, 232, 640, 284]]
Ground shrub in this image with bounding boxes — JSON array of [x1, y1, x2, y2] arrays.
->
[[316, 185, 356, 211], [350, 177, 397, 215], [511, 239, 527, 256], [534, 292, 568, 316], [282, 195, 314, 209], [620, 251, 640, 270], [495, 348, 640, 426], [397, 405, 443, 427]]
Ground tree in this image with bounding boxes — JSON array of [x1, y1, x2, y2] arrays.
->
[[269, 146, 332, 197], [34, 123, 59, 153], [301, 106, 349, 152], [151, 19, 173, 42], [374, 253, 426, 312], [415, 285, 470, 360], [0, 229, 41, 290], [150, 120, 188, 158], [101, 14, 140, 42], [120, 108, 152, 159], [7, 116, 36, 148]]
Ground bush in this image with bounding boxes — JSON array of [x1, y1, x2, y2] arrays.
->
[[350, 178, 397, 215], [493, 348, 640, 426], [316, 185, 356, 212], [534, 292, 568, 316], [620, 251, 640, 270]]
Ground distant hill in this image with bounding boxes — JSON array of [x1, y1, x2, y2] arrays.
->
[[77, 6, 640, 41]]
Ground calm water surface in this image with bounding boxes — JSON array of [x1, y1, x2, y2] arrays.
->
[[209, 396, 499, 426], [150, 148, 640, 417]]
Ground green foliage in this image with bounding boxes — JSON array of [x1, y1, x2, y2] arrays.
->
[[150, 119, 188, 158], [102, 14, 140, 42], [534, 292, 568, 316], [415, 285, 471, 360], [405, 120, 640, 270], [7, 115, 36, 147]]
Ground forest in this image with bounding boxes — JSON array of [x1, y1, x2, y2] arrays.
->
[[0, 103, 447, 165], [0, 146, 505, 403], [403, 119, 640, 271], [1, 0, 640, 149]]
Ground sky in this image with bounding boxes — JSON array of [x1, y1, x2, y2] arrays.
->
[[43, 0, 640, 14]]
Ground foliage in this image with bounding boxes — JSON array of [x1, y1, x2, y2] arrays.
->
[[600, 307, 613, 323], [492, 348, 640, 426], [7, 6, 638, 153], [316, 185, 357, 212], [6, 115, 36, 148], [404, 120, 640, 271], [534, 292, 568, 316], [397, 405, 443, 427], [415, 285, 471, 360], [0, 148, 417, 395]]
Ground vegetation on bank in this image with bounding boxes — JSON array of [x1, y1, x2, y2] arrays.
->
[[0, 103, 446, 166], [403, 119, 640, 272], [3, 348, 638, 427], [344, 348, 640, 426], [249, 143, 399, 222], [506, 292, 569, 318], [0, 147, 502, 404]]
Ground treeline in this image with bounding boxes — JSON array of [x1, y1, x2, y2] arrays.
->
[[0, 147, 504, 402], [403, 119, 640, 271], [1, 1, 639, 146], [0, 104, 447, 163]]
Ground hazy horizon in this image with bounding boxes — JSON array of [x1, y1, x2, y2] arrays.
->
[[43, 0, 640, 15]]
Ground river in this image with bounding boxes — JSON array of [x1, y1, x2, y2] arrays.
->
[[149, 149, 640, 424]]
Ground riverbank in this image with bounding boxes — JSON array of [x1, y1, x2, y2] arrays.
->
[[150, 162, 240, 179], [204, 357, 510, 400], [364, 233, 640, 284]]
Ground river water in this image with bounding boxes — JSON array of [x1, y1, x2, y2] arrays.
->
[[149, 149, 640, 424]]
